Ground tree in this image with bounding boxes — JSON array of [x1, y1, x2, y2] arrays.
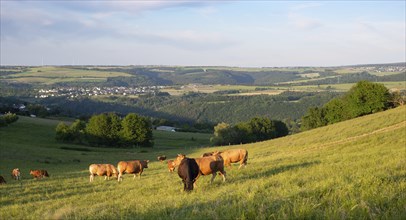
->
[[345, 81, 391, 117], [55, 122, 73, 142], [301, 107, 327, 131], [85, 113, 121, 146], [121, 113, 153, 147]]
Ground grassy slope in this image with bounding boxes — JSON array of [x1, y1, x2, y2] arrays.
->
[[0, 106, 405, 219]]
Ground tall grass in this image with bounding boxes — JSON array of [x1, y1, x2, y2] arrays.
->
[[0, 106, 405, 219]]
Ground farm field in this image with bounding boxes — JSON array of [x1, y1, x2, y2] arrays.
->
[[0, 106, 405, 219], [2, 66, 131, 85]]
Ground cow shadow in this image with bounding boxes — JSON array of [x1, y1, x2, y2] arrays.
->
[[228, 160, 321, 182]]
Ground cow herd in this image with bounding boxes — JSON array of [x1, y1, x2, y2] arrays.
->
[[0, 148, 248, 192], [0, 168, 49, 184]]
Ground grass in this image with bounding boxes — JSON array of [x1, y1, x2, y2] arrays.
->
[[0, 106, 405, 219]]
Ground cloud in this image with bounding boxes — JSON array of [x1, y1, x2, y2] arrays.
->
[[288, 13, 323, 30]]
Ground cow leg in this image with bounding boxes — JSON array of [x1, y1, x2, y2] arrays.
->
[[219, 171, 226, 182], [90, 174, 94, 182], [118, 173, 122, 182], [104, 176, 107, 180], [210, 173, 217, 183]]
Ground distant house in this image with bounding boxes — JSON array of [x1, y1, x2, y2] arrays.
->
[[156, 126, 176, 132]]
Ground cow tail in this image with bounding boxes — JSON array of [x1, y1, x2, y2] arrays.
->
[[243, 150, 248, 165]]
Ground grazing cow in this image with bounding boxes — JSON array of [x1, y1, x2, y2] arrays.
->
[[157, 155, 167, 162], [30, 169, 49, 179], [117, 160, 149, 181], [0, 176, 6, 184], [11, 168, 21, 180], [201, 152, 216, 157], [89, 164, 118, 182], [175, 154, 226, 184], [177, 157, 200, 192], [167, 160, 176, 173], [220, 149, 248, 169]]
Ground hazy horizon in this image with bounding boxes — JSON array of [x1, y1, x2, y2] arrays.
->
[[1, 1, 405, 67]]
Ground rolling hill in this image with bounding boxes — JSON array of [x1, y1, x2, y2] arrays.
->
[[0, 106, 405, 219]]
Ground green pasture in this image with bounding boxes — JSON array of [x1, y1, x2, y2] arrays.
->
[[0, 106, 405, 219]]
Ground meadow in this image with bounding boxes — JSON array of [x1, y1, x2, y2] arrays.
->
[[0, 106, 405, 219]]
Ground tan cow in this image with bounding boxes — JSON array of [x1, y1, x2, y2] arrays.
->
[[174, 154, 226, 184], [89, 164, 118, 182], [30, 169, 49, 179], [0, 175, 6, 184], [167, 160, 176, 173], [117, 160, 149, 181], [11, 168, 21, 180], [219, 149, 248, 169]]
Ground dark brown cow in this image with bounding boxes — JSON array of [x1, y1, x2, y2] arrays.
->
[[89, 164, 118, 182], [220, 149, 248, 169], [117, 160, 149, 181], [177, 157, 200, 192], [174, 154, 226, 184], [11, 168, 21, 180], [0, 175, 6, 184], [30, 170, 49, 179], [167, 160, 176, 173], [157, 155, 167, 162]]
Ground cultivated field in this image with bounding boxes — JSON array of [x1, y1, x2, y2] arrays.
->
[[0, 106, 405, 219]]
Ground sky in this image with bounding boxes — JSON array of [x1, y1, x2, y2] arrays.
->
[[1, 1, 405, 67]]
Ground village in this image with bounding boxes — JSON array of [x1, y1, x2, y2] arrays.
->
[[35, 86, 165, 99]]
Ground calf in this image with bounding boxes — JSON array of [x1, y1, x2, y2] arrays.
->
[[157, 155, 167, 162], [11, 168, 21, 180], [167, 160, 176, 173], [0, 176, 6, 184], [30, 169, 49, 179]]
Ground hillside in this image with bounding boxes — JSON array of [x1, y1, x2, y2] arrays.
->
[[0, 106, 405, 219]]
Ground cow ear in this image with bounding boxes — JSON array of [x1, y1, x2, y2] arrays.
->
[[146, 160, 150, 163]]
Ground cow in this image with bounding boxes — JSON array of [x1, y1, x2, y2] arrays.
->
[[117, 160, 149, 182], [201, 152, 216, 157], [0, 176, 6, 184], [157, 155, 167, 162], [11, 168, 21, 180], [174, 153, 226, 184], [89, 164, 118, 182], [167, 160, 176, 173], [177, 157, 200, 192], [219, 149, 248, 169], [30, 169, 49, 179]]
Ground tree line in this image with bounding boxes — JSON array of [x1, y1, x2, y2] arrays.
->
[[210, 117, 289, 145], [56, 113, 153, 148], [301, 81, 403, 130]]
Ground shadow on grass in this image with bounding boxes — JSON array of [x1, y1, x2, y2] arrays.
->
[[231, 160, 321, 182]]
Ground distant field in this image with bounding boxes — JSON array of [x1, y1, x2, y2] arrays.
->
[[3, 66, 131, 85], [0, 106, 405, 219]]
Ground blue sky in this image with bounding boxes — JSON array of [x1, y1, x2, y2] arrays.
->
[[1, 1, 405, 67]]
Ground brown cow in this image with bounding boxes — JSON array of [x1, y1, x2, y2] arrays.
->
[[0, 175, 6, 184], [30, 169, 49, 179], [177, 157, 200, 192], [167, 160, 176, 173], [89, 164, 118, 182], [117, 160, 149, 181], [11, 168, 21, 180], [174, 154, 226, 184], [201, 152, 216, 157], [220, 149, 248, 169], [157, 155, 167, 162]]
